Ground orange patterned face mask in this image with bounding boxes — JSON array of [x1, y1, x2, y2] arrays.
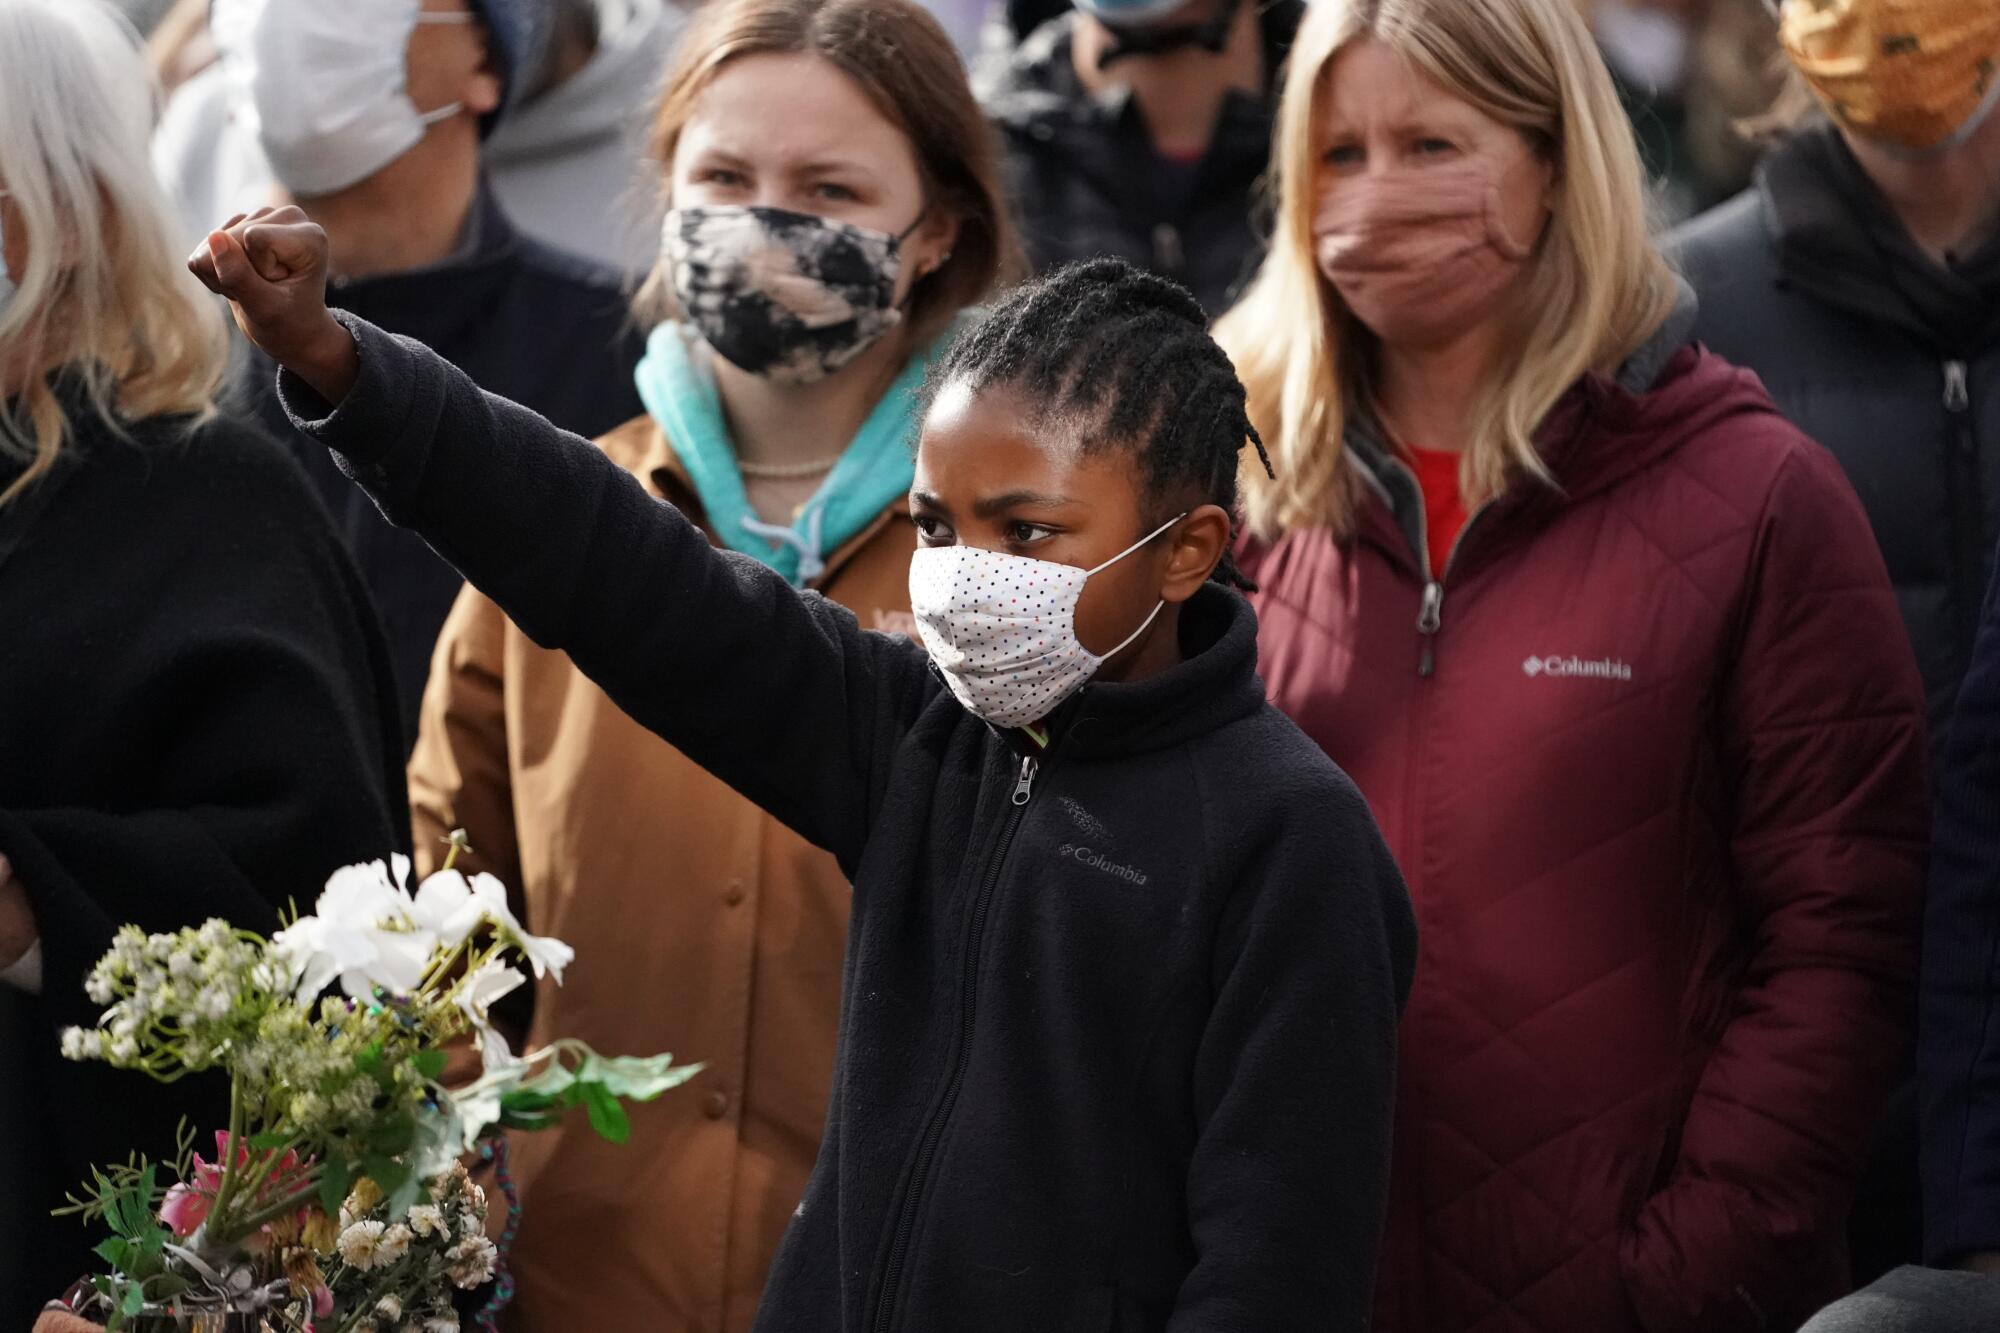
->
[[1775, 0, 2000, 152]]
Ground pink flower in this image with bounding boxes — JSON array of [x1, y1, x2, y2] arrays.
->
[[313, 1286, 334, 1318], [159, 1180, 213, 1238], [158, 1132, 314, 1239]]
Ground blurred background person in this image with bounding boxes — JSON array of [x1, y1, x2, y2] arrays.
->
[[1216, 0, 1928, 1327], [0, 0, 405, 1322], [198, 0, 646, 750], [154, 0, 683, 273], [1673, 2, 1999, 1282], [976, 0, 1299, 316], [402, 0, 1015, 1328]]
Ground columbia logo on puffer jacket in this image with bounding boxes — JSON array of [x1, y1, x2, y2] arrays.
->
[[1522, 654, 1634, 682]]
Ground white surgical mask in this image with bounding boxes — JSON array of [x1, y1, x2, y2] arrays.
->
[[211, 0, 477, 198], [909, 514, 1185, 730]]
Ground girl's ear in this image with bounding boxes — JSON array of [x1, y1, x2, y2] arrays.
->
[[1161, 504, 1233, 604]]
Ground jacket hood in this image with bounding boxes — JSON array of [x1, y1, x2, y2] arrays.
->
[[1755, 122, 2000, 349], [485, 0, 679, 163], [1349, 279, 1786, 572]]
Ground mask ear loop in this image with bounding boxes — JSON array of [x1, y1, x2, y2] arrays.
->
[[410, 9, 481, 125], [1086, 512, 1189, 577]]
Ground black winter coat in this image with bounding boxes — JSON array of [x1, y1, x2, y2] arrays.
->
[[1925, 536, 2000, 1268], [236, 189, 645, 749], [977, 3, 1300, 318], [0, 399, 407, 1326], [1672, 124, 2000, 755], [277, 314, 1418, 1332]]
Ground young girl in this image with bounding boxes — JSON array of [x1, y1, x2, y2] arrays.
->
[[401, 0, 1012, 1327], [194, 209, 1417, 1324]]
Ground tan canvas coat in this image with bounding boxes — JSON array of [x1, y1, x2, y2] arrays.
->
[[408, 415, 917, 1333]]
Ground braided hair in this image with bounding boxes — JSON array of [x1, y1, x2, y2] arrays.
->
[[922, 258, 1276, 589]]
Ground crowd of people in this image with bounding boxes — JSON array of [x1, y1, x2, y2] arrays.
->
[[0, 0, 1995, 1330]]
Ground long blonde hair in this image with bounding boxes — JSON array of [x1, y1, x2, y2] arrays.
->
[[0, 0, 226, 508], [1215, 0, 1678, 540]]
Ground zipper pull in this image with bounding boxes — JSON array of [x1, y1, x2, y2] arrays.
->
[[1416, 582, 1443, 678], [1011, 756, 1039, 807], [1152, 223, 1184, 275], [1944, 360, 1970, 413]]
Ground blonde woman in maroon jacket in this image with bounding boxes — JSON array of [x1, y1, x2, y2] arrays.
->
[[1213, 0, 1927, 1329]]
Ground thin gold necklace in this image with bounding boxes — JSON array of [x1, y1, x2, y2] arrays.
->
[[737, 455, 842, 480]]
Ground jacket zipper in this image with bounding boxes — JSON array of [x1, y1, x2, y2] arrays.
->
[[1944, 358, 1982, 660], [867, 753, 1039, 1333], [1370, 453, 1501, 679]]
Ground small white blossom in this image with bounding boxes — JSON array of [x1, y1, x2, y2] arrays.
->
[[447, 1235, 497, 1289], [108, 1034, 138, 1064], [424, 1317, 458, 1333], [84, 968, 115, 1005], [198, 987, 231, 1021], [337, 1219, 386, 1270], [167, 949, 198, 980], [375, 1295, 403, 1321], [59, 1027, 92, 1060], [406, 1205, 445, 1239], [375, 1223, 413, 1266]]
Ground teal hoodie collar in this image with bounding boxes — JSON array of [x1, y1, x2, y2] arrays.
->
[[633, 316, 974, 585]]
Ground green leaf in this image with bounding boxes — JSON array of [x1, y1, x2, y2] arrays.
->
[[318, 1155, 354, 1215], [95, 1237, 131, 1269], [145, 1274, 192, 1300], [120, 1282, 147, 1318], [250, 1130, 292, 1151], [364, 1154, 410, 1197], [580, 1083, 631, 1145], [577, 1052, 705, 1103], [411, 1049, 448, 1081], [366, 1113, 415, 1157], [385, 1173, 424, 1218], [355, 1042, 384, 1076]]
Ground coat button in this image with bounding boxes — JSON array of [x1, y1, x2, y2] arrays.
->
[[703, 1090, 731, 1120], [723, 880, 746, 907]]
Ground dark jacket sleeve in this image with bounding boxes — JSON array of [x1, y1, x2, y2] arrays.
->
[[1169, 759, 1416, 1331], [1921, 541, 2000, 1265], [1621, 438, 1928, 1332], [280, 315, 936, 872]]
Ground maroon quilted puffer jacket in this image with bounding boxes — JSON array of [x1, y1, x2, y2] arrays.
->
[[1243, 345, 1927, 1333]]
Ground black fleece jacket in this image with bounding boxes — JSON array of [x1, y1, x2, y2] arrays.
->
[[0, 399, 406, 1326], [280, 315, 1417, 1332]]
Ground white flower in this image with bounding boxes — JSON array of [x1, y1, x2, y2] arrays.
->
[[273, 859, 437, 1000], [424, 1317, 459, 1333], [375, 1223, 413, 1266], [337, 1219, 386, 1270], [466, 873, 573, 982], [197, 986, 231, 1021], [59, 1027, 92, 1060], [351, 1320, 379, 1333], [167, 949, 198, 980], [406, 1204, 446, 1239], [375, 1295, 403, 1321], [456, 957, 527, 1032], [409, 870, 489, 950], [84, 966, 116, 1005], [108, 1034, 138, 1064], [447, 1235, 497, 1289]]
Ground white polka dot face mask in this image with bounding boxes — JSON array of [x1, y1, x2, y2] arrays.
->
[[908, 514, 1185, 730]]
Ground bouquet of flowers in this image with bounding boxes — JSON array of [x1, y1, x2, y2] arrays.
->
[[43, 834, 698, 1332]]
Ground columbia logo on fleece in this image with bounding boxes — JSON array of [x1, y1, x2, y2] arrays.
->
[[1523, 654, 1634, 682], [1058, 844, 1150, 886]]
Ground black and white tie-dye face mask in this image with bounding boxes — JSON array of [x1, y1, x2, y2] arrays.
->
[[663, 205, 922, 385]]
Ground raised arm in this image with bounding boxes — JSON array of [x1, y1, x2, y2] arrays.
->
[[191, 211, 935, 870]]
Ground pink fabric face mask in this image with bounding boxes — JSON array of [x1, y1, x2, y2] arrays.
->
[[1313, 161, 1540, 350]]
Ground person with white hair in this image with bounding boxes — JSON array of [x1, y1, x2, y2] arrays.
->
[[0, 2, 406, 1320]]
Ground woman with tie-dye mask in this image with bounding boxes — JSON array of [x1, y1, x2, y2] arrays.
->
[[380, 0, 1016, 1327]]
